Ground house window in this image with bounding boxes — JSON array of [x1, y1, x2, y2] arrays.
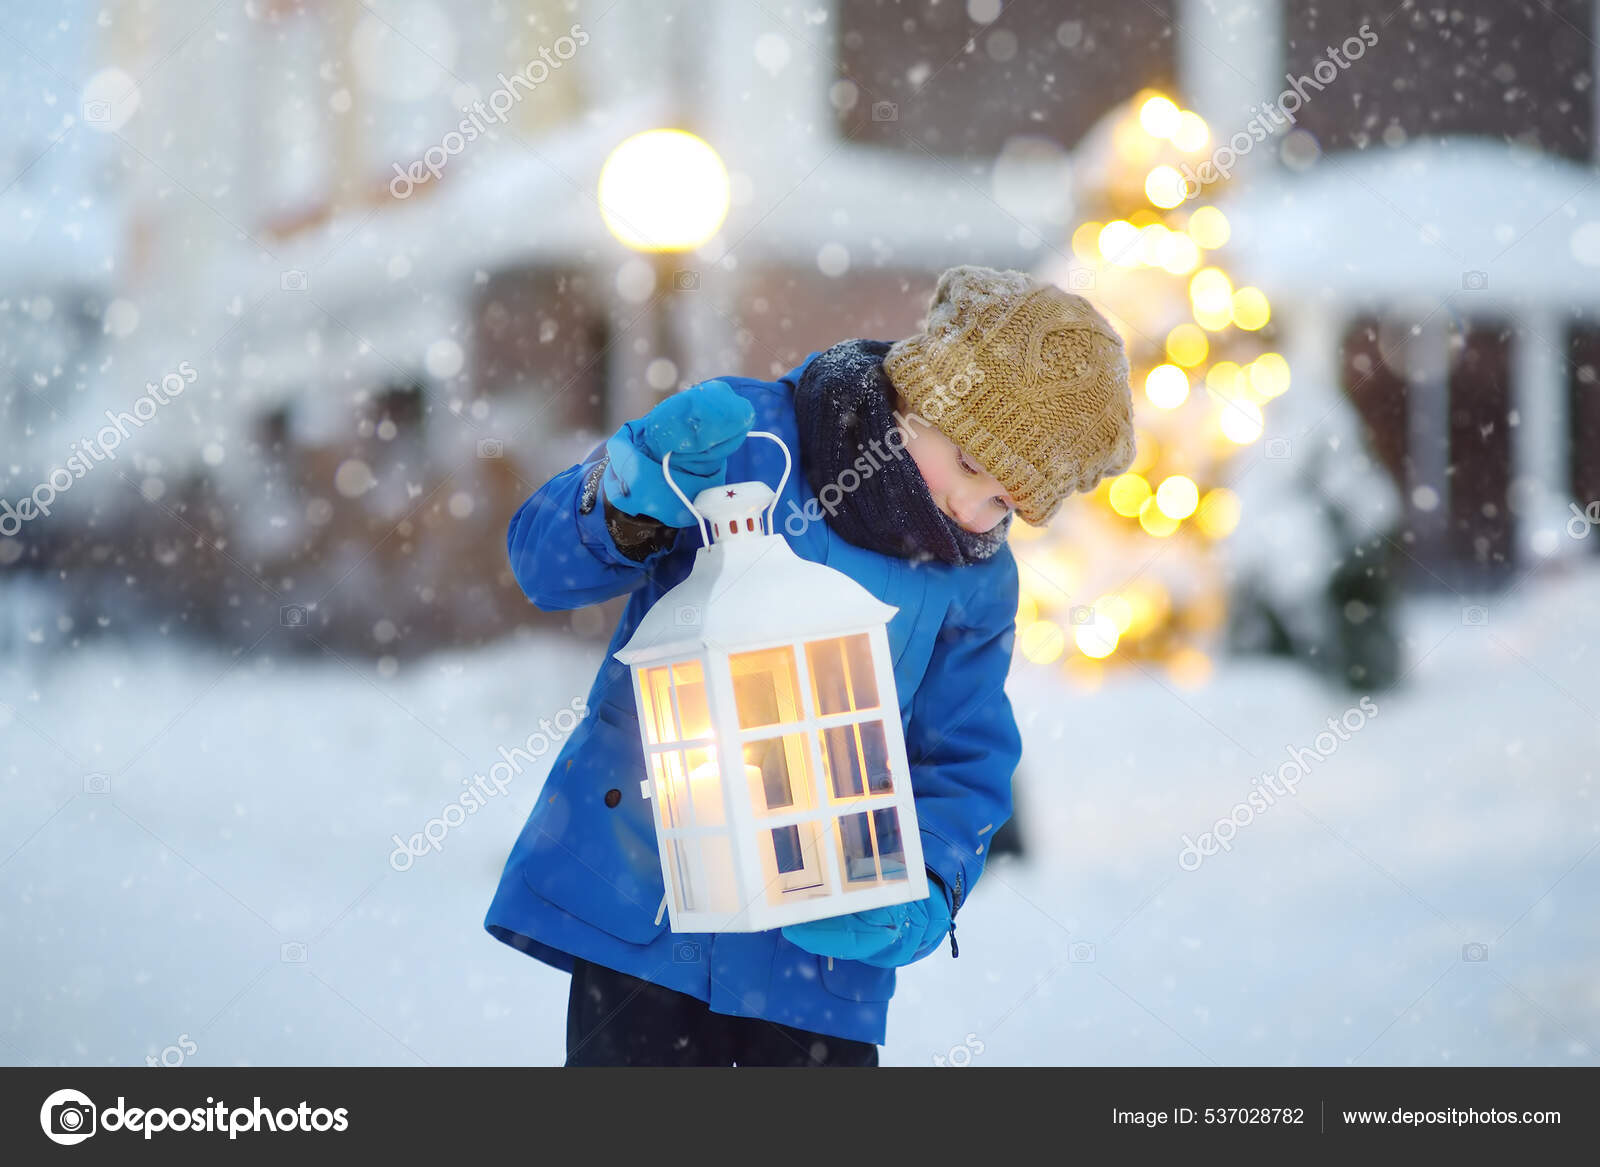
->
[[834, 0, 1177, 155], [1283, 1, 1594, 161], [1340, 315, 1410, 490], [1448, 320, 1515, 572], [255, 405, 293, 457], [1341, 314, 1517, 577], [473, 265, 607, 437]]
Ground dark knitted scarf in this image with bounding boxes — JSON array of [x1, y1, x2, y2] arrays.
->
[[792, 338, 1012, 566]]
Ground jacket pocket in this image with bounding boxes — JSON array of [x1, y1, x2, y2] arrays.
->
[[819, 956, 897, 1003], [518, 709, 669, 946]]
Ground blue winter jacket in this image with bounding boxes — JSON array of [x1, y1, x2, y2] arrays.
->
[[484, 351, 1023, 1046]]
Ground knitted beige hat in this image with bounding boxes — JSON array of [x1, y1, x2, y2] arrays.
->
[[884, 265, 1137, 526]]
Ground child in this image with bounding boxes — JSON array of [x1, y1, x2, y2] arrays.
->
[[486, 265, 1136, 1066]]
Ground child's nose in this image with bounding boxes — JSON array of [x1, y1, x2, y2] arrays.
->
[[950, 493, 983, 530]]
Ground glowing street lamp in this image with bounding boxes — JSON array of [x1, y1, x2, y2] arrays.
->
[[598, 128, 730, 252], [598, 128, 730, 413]]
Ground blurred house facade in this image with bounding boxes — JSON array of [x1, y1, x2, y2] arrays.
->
[[2, 0, 1597, 656]]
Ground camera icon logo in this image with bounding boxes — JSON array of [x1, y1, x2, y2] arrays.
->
[[280, 941, 308, 963], [477, 438, 503, 459], [82, 99, 111, 124], [40, 1088, 97, 1145], [1461, 604, 1488, 627], [1067, 268, 1096, 291], [1566, 499, 1600, 540], [280, 604, 307, 628], [673, 270, 700, 291], [871, 101, 898, 122], [674, 605, 701, 626], [673, 940, 701, 963], [1265, 437, 1292, 460], [1461, 270, 1488, 291], [84, 772, 110, 795], [280, 269, 308, 292], [1067, 604, 1095, 626], [1069, 941, 1096, 963], [1461, 942, 1489, 962]]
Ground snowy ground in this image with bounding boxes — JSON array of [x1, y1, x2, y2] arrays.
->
[[2, 561, 1596, 1067]]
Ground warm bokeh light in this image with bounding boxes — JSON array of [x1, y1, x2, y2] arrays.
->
[[1218, 398, 1265, 443], [1098, 219, 1141, 266], [1018, 619, 1066, 664], [1138, 95, 1182, 138], [1247, 352, 1291, 398], [1138, 495, 1181, 536], [1071, 220, 1103, 260], [1156, 230, 1201, 274], [1108, 472, 1153, 516], [1186, 205, 1231, 249], [1124, 580, 1172, 636], [1136, 223, 1172, 265], [1144, 364, 1190, 409], [598, 129, 729, 251], [1073, 609, 1121, 658], [1231, 286, 1271, 330], [1156, 474, 1200, 519], [1145, 165, 1187, 208], [1205, 361, 1242, 397], [1166, 323, 1209, 367], [1190, 266, 1236, 330], [1097, 593, 1134, 635], [1196, 487, 1242, 538], [1189, 267, 1234, 312], [1172, 111, 1209, 152], [1113, 115, 1161, 162]]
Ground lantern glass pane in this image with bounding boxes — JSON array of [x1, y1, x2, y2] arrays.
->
[[818, 720, 893, 801], [872, 807, 908, 881], [806, 633, 879, 716], [672, 660, 712, 741], [837, 811, 879, 883], [640, 666, 678, 745], [683, 746, 724, 827], [730, 646, 803, 729], [762, 820, 828, 904], [650, 751, 690, 828], [740, 733, 816, 816]]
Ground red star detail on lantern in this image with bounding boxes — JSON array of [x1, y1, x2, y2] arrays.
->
[[726, 488, 737, 497]]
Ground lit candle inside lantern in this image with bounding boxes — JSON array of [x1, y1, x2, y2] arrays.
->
[[686, 757, 764, 821], [680, 758, 762, 909]]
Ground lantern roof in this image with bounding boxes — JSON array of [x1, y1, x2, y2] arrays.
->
[[696, 481, 775, 544], [614, 483, 898, 665]]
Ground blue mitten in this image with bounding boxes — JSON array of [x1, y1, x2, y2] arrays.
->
[[602, 380, 755, 527], [781, 889, 952, 968]]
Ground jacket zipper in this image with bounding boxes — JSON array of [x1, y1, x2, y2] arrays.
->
[[948, 870, 964, 958]]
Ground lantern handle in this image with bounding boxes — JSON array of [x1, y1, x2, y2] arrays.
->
[[660, 430, 792, 542], [659, 449, 711, 546]]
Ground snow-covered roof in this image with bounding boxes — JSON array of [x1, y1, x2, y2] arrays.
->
[[1220, 138, 1600, 305]]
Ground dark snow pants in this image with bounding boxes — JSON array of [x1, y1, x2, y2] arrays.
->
[[564, 956, 880, 1067]]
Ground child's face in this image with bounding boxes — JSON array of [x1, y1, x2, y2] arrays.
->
[[895, 414, 1016, 534]]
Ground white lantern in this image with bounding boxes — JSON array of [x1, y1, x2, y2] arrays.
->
[[615, 432, 929, 933]]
